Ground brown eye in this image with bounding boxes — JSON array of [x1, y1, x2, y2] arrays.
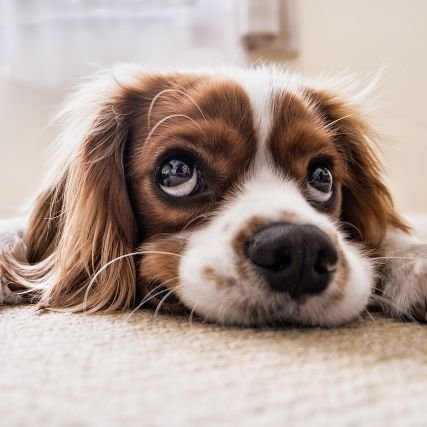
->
[[307, 166, 333, 203], [157, 158, 200, 197]]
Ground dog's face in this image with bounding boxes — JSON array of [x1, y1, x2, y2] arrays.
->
[[131, 71, 371, 327], [15, 66, 408, 326]]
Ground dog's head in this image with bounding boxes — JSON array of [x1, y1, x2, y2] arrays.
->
[[14, 65, 409, 326]]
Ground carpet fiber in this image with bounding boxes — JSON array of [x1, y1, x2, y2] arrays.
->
[[1, 307, 427, 427]]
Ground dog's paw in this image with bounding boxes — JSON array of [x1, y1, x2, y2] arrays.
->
[[0, 277, 23, 305], [0, 217, 26, 306], [409, 257, 427, 321], [378, 243, 427, 322]]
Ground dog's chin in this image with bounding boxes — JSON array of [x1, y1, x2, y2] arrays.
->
[[176, 278, 372, 328]]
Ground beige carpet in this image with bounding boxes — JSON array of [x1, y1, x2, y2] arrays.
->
[[1, 307, 427, 427]]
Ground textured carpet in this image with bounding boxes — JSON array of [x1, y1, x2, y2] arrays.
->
[[1, 307, 427, 427]]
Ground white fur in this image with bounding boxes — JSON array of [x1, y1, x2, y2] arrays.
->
[[179, 162, 373, 326], [177, 71, 374, 326], [378, 228, 427, 320]]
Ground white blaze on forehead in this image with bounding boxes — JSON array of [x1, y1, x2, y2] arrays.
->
[[232, 70, 275, 148], [216, 68, 276, 174], [212, 66, 308, 169], [210, 67, 282, 146]]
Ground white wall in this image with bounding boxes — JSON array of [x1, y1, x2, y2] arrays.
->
[[0, 81, 61, 217], [288, 0, 427, 213], [0, 0, 426, 217]]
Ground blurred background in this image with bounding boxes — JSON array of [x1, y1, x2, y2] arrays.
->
[[0, 0, 426, 217]]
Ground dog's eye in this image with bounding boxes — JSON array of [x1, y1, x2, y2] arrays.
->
[[307, 166, 333, 203], [158, 158, 200, 197]]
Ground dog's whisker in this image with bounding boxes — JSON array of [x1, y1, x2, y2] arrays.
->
[[142, 277, 180, 304], [369, 288, 422, 324], [126, 276, 180, 320], [154, 287, 181, 317], [145, 113, 206, 147], [127, 288, 172, 321], [369, 293, 412, 319], [141, 282, 169, 302], [369, 284, 386, 294], [83, 250, 182, 312], [362, 308, 377, 324], [337, 221, 363, 240], [189, 303, 199, 327], [147, 88, 208, 130], [182, 212, 216, 231]]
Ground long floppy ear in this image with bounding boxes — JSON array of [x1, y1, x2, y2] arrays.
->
[[1, 69, 142, 312], [309, 88, 410, 249]]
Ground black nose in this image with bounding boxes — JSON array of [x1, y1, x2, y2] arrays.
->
[[245, 222, 338, 297]]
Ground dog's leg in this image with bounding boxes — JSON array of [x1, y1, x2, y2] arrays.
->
[[0, 218, 26, 305], [376, 225, 427, 322]]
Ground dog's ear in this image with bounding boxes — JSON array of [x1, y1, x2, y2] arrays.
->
[[3, 70, 147, 312], [309, 89, 410, 248]]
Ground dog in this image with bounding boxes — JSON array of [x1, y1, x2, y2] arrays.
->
[[1, 65, 426, 327]]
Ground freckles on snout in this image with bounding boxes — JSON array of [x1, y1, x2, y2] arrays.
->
[[202, 267, 237, 288]]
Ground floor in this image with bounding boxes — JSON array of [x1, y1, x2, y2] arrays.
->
[[1, 306, 427, 427]]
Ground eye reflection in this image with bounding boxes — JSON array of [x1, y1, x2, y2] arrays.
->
[[307, 166, 333, 203], [157, 157, 201, 197]]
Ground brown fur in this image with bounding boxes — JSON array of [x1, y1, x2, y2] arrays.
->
[[306, 89, 410, 248], [269, 92, 346, 218], [0, 70, 409, 316], [137, 235, 187, 313]]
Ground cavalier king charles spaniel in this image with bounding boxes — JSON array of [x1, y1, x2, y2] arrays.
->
[[1, 65, 426, 326]]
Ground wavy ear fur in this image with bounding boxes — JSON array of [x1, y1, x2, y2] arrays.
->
[[1, 69, 144, 312], [310, 88, 410, 249]]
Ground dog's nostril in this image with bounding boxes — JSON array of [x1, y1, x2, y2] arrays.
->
[[245, 222, 338, 296], [274, 252, 292, 271], [246, 242, 292, 271], [314, 249, 338, 275]]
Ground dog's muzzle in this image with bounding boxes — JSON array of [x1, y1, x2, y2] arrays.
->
[[245, 222, 338, 298]]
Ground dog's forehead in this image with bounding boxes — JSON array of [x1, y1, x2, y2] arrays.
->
[[228, 73, 333, 162], [220, 69, 279, 147], [142, 70, 322, 158], [197, 71, 338, 179]]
